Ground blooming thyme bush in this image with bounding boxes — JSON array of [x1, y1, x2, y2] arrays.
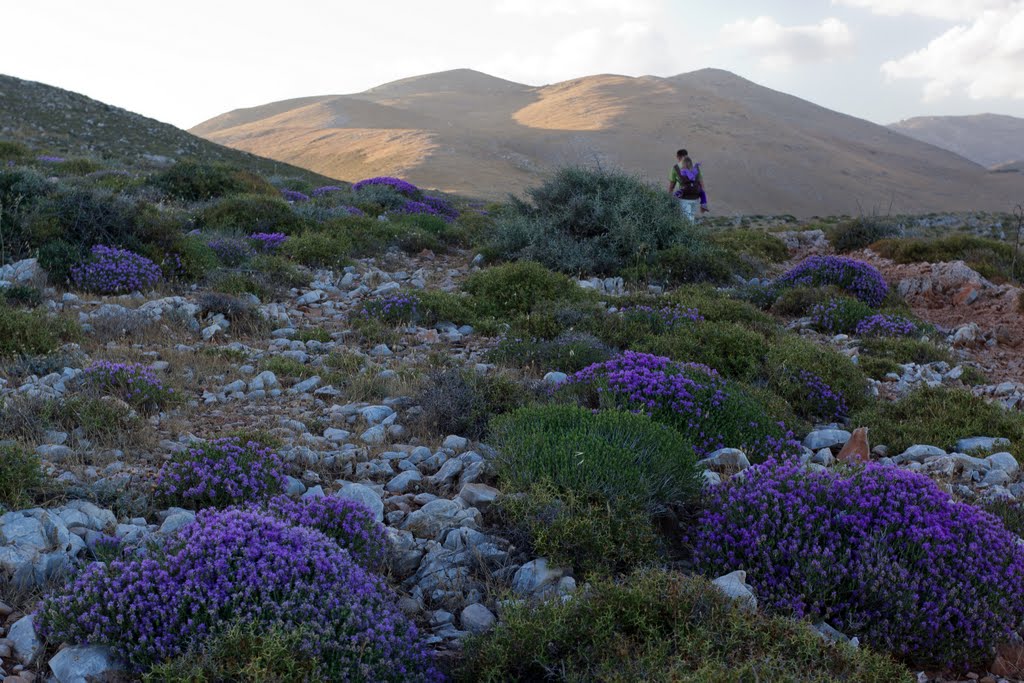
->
[[766, 335, 871, 417], [248, 231, 288, 252], [562, 351, 801, 461], [353, 176, 420, 198], [263, 494, 387, 569], [421, 195, 459, 221], [487, 331, 613, 373], [79, 360, 174, 412], [777, 256, 888, 306], [280, 189, 310, 202], [156, 437, 286, 509], [809, 297, 875, 334], [855, 313, 918, 338], [690, 461, 1024, 666], [37, 508, 441, 680], [618, 303, 703, 334], [356, 294, 420, 324], [205, 236, 255, 266], [311, 185, 345, 197], [789, 369, 848, 422], [69, 245, 162, 294]]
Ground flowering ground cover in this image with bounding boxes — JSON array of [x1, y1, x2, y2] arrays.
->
[[777, 255, 889, 306], [69, 245, 161, 294], [79, 360, 175, 412], [156, 437, 287, 509]]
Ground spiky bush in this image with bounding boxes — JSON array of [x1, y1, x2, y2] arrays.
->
[[148, 161, 276, 201], [829, 216, 900, 253], [0, 444, 44, 510], [690, 461, 1024, 667], [464, 261, 584, 317]]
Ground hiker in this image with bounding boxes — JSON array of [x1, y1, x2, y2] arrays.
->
[[668, 151, 705, 221]]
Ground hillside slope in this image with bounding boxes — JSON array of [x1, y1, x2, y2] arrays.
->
[[888, 114, 1024, 169], [191, 68, 1024, 215]]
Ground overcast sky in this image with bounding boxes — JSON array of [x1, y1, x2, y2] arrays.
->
[[3, 0, 1023, 129]]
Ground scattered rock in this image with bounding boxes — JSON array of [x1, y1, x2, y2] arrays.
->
[[711, 570, 757, 612]]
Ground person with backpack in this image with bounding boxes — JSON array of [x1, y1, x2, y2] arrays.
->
[[668, 149, 706, 220]]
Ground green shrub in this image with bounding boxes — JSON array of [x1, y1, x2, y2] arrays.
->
[[41, 395, 145, 448], [983, 499, 1024, 538], [495, 481, 658, 578], [27, 186, 167, 255], [211, 272, 268, 299], [488, 331, 614, 373], [262, 356, 316, 380], [809, 296, 876, 334], [829, 216, 900, 252], [0, 305, 78, 359], [491, 405, 700, 514], [766, 336, 871, 418], [2, 285, 42, 308], [148, 161, 277, 201], [852, 386, 1024, 456], [858, 337, 952, 367], [283, 231, 351, 268], [200, 194, 305, 234], [648, 242, 736, 284], [667, 285, 778, 334], [0, 444, 45, 510], [459, 570, 912, 683], [167, 235, 219, 282], [251, 254, 309, 290], [709, 228, 788, 276], [54, 158, 103, 175], [37, 239, 86, 284], [295, 327, 332, 343], [489, 166, 686, 275], [349, 184, 410, 212], [637, 322, 768, 383], [0, 141, 30, 161], [771, 286, 836, 317], [0, 168, 50, 260], [415, 369, 533, 439], [416, 290, 479, 327], [873, 234, 1023, 283], [464, 261, 583, 317]]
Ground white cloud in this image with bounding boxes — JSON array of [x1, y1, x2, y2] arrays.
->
[[881, 4, 1024, 100], [832, 0, 1011, 21], [494, 0, 659, 17], [720, 16, 854, 69]]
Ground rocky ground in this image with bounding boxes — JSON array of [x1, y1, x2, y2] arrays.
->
[[2, 236, 1024, 682]]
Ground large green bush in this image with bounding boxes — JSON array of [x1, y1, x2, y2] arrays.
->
[[489, 166, 686, 275], [148, 161, 277, 201], [283, 231, 352, 268], [766, 336, 871, 418], [637, 322, 768, 383], [829, 216, 900, 253], [459, 570, 912, 683], [200, 194, 305, 234], [0, 168, 50, 260], [490, 404, 701, 514], [464, 261, 584, 317], [415, 369, 533, 439], [0, 304, 78, 358]]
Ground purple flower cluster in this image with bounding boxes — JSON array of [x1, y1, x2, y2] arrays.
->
[[342, 205, 366, 216], [248, 231, 288, 252], [37, 508, 441, 679], [80, 360, 174, 412], [855, 313, 918, 338], [357, 294, 420, 324], [156, 438, 286, 509], [281, 189, 310, 202], [206, 236, 255, 266], [690, 461, 1024, 666], [796, 369, 848, 421], [777, 256, 889, 307], [421, 195, 460, 221], [69, 245, 162, 294], [619, 304, 703, 332], [311, 185, 345, 197], [565, 352, 799, 460], [264, 495, 387, 569], [353, 176, 420, 198], [808, 298, 873, 334], [391, 199, 454, 222], [36, 155, 65, 163]]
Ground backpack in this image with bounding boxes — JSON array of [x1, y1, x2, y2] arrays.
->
[[674, 165, 701, 200]]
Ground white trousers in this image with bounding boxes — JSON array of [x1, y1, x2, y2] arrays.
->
[[679, 198, 700, 221]]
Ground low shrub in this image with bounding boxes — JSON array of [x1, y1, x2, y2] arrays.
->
[[248, 231, 288, 252], [829, 216, 900, 252], [0, 168, 50, 260], [164, 235, 218, 282], [54, 158, 103, 175], [710, 227, 789, 264], [776, 256, 888, 306], [283, 231, 351, 268], [353, 176, 421, 198], [857, 336, 952, 367], [0, 140, 30, 161], [79, 360, 175, 413], [491, 404, 700, 515], [41, 395, 146, 448], [262, 355, 315, 380], [2, 285, 42, 308], [37, 239, 84, 285], [37, 508, 440, 680], [464, 261, 583, 317], [873, 234, 1023, 283], [415, 368, 533, 439], [196, 291, 264, 331], [459, 569, 912, 682], [851, 386, 1024, 455], [156, 437, 287, 509], [488, 331, 614, 374], [416, 290, 478, 327], [205, 236, 254, 267], [356, 294, 420, 325], [0, 444, 45, 510], [148, 161, 277, 201], [854, 313, 919, 338], [0, 304, 78, 359], [690, 461, 1024, 666], [69, 245, 162, 294], [494, 481, 659, 578], [636, 321, 768, 383], [771, 286, 836, 317], [766, 336, 871, 418], [200, 194, 305, 234], [809, 297, 876, 334], [666, 285, 778, 333], [264, 494, 387, 569], [648, 242, 736, 284], [562, 352, 801, 461]]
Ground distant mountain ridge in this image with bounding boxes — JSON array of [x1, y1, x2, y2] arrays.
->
[[888, 114, 1024, 170], [191, 68, 1024, 216]]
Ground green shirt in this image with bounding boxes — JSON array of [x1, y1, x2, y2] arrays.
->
[[670, 164, 704, 186]]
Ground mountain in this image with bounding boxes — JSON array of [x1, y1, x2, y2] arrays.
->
[[888, 114, 1024, 169], [191, 68, 1024, 216], [0, 74, 337, 183]]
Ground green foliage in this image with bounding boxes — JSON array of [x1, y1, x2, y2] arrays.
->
[[771, 286, 836, 317], [488, 331, 614, 373], [637, 322, 768, 383], [495, 481, 659, 578], [0, 444, 45, 511], [667, 285, 778, 334], [858, 337, 952, 369], [148, 161, 277, 201], [767, 335, 871, 416], [464, 261, 583, 317], [416, 290, 479, 327], [143, 620, 321, 683], [829, 216, 900, 252], [350, 184, 410, 212], [295, 327, 332, 343], [489, 166, 686, 275], [0, 168, 51, 260], [873, 234, 1023, 283], [283, 231, 351, 268], [491, 405, 701, 514], [250, 254, 309, 291], [54, 158, 103, 175], [415, 368, 533, 439], [852, 386, 1024, 456], [37, 239, 84, 284], [167, 234, 219, 282], [40, 395, 145, 448], [647, 242, 736, 285], [2, 285, 42, 308], [211, 272, 268, 299], [459, 570, 912, 683], [0, 140, 30, 161], [200, 194, 305, 234], [27, 186, 163, 253], [710, 228, 788, 272], [0, 304, 78, 359], [262, 355, 316, 380], [810, 296, 876, 334]]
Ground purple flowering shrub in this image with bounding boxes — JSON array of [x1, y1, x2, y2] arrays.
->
[[420, 195, 460, 221], [37, 508, 441, 680], [790, 369, 848, 421], [392, 199, 456, 222], [618, 304, 703, 335], [69, 245, 162, 294], [80, 360, 175, 412], [280, 189, 310, 202], [564, 352, 801, 461], [311, 185, 345, 197], [206, 236, 255, 266], [156, 437, 286, 509], [777, 256, 888, 307], [690, 461, 1024, 666], [248, 231, 288, 252], [356, 294, 420, 324], [855, 313, 919, 338], [808, 297, 875, 334], [353, 176, 420, 198], [264, 495, 387, 569]]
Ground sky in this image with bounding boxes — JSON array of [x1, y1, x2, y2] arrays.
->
[[2, 0, 1023, 129]]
